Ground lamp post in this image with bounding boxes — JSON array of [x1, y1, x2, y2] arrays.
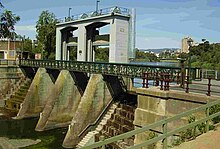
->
[[96, 0, 100, 12], [187, 38, 193, 82]]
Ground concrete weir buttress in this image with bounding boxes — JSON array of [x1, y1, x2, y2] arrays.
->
[[35, 70, 81, 131], [16, 68, 54, 119], [62, 74, 112, 148]]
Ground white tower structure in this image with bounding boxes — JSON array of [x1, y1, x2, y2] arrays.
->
[[55, 6, 136, 63]]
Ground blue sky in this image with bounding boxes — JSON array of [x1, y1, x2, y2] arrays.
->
[[1, 0, 220, 49]]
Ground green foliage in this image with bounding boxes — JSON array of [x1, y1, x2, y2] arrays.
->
[[0, 9, 20, 39], [135, 49, 159, 62], [186, 42, 220, 70], [23, 38, 33, 52], [146, 131, 158, 149], [159, 51, 178, 59], [36, 10, 58, 59], [0, 2, 3, 9], [178, 52, 188, 60], [69, 47, 77, 61], [210, 104, 220, 124], [95, 47, 109, 62], [24, 135, 55, 149], [191, 61, 202, 68], [172, 110, 220, 147]]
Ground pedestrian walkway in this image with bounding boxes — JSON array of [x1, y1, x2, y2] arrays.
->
[[173, 127, 220, 149]]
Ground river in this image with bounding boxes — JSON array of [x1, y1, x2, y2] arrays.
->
[[0, 113, 67, 148]]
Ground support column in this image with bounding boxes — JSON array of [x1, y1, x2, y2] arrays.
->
[[67, 47, 70, 61], [109, 18, 129, 63], [77, 25, 87, 61], [56, 28, 62, 60], [62, 41, 67, 61], [87, 39, 93, 62]]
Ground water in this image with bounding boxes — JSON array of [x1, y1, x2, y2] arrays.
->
[[131, 61, 179, 88], [0, 117, 67, 148], [130, 61, 179, 67]]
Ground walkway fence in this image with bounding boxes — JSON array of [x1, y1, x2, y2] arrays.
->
[[80, 99, 220, 149], [138, 71, 220, 96], [19, 59, 182, 79], [202, 69, 220, 80], [0, 59, 17, 66]]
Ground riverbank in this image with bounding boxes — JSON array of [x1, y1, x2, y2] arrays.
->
[[0, 107, 67, 149], [0, 137, 41, 149]]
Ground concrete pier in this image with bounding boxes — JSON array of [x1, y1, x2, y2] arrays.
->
[[35, 70, 81, 131], [16, 68, 54, 119], [62, 74, 112, 148]]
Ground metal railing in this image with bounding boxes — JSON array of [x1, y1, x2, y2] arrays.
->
[[0, 59, 17, 66], [19, 59, 181, 79], [78, 99, 114, 138], [202, 69, 220, 80], [59, 6, 131, 23], [79, 99, 220, 149], [185, 76, 220, 96]]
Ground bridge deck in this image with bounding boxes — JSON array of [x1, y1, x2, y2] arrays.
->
[[19, 59, 181, 78]]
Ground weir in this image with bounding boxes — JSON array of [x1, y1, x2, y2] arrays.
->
[[2, 6, 220, 149], [1, 58, 219, 148]]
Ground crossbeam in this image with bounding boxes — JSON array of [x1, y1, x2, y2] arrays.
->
[[19, 59, 181, 78]]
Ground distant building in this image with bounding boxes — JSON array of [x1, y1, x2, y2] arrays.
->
[[0, 39, 23, 60], [181, 37, 195, 53]]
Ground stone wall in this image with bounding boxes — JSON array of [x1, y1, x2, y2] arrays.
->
[[0, 66, 23, 107], [134, 87, 219, 148]]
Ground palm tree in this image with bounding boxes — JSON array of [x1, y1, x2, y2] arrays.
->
[[0, 10, 20, 39]]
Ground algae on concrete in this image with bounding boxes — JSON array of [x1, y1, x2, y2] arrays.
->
[[16, 68, 54, 119], [35, 70, 82, 131], [62, 74, 112, 148]]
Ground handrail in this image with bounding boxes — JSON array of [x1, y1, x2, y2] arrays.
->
[[19, 59, 181, 69], [78, 98, 115, 138], [0, 59, 17, 65], [58, 6, 131, 23], [19, 59, 182, 78], [79, 99, 220, 149]]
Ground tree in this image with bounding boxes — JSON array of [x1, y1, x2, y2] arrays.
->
[[95, 47, 109, 62], [36, 10, 58, 59], [0, 2, 3, 9], [0, 10, 20, 39]]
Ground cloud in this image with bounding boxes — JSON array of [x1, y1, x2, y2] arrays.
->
[[15, 25, 36, 31], [14, 25, 36, 39]]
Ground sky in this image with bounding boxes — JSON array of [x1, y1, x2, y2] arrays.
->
[[1, 0, 220, 49]]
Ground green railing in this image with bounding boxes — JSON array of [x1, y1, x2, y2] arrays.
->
[[0, 59, 17, 66], [19, 59, 181, 78], [80, 99, 220, 149]]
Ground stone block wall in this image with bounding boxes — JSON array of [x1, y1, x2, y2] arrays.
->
[[0, 66, 23, 107], [134, 87, 219, 148]]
